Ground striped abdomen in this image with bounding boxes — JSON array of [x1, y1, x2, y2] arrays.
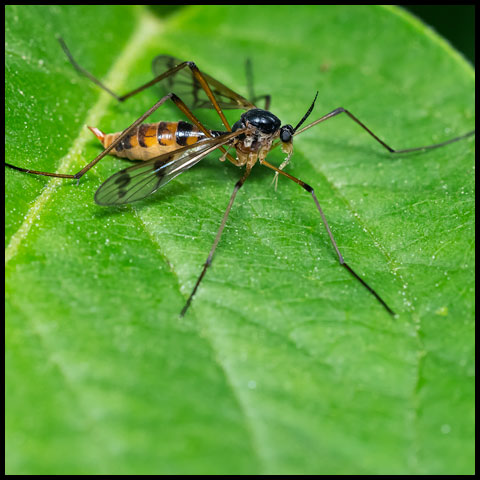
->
[[89, 121, 209, 161]]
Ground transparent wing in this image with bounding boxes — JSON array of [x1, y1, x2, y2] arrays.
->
[[152, 55, 256, 110], [94, 130, 244, 206]]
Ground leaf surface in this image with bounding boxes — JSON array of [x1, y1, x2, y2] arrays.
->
[[5, 5, 475, 475]]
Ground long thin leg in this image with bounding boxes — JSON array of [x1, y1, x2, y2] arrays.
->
[[252, 94, 272, 111], [58, 37, 122, 101], [245, 59, 256, 104], [295, 107, 475, 153], [59, 37, 232, 131], [271, 150, 293, 191], [245, 58, 271, 110], [168, 95, 237, 165], [5, 91, 237, 178], [180, 167, 253, 317], [6, 94, 175, 179], [59, 37, 237, 165], [261, 159, 395, 316], [5, 92, 233, 179]]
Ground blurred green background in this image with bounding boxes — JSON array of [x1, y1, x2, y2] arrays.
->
[[151, 5, 476, 65], [404, 5, 475, 64]]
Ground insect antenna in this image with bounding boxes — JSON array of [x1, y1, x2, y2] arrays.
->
[[293, 91, 319, 132]]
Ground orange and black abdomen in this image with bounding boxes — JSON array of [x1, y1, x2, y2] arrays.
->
[[89, 121, 208, 161]]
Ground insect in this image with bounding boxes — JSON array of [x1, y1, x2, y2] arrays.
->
[[6, 39, 475, 317]]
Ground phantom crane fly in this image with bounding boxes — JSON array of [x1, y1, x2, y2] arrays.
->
[[6, 39, 475, 317]]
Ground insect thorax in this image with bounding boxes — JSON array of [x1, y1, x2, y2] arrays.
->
[[231, 109, 282, 166]]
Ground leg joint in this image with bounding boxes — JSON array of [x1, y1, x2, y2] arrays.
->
[[234, 179, 244, 190], [302, 182, 314, 194]]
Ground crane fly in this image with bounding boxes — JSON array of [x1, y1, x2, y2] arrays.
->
[[6, 38, 475, 317]]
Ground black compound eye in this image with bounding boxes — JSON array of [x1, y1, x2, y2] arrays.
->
[[280, 125, 294, 142]]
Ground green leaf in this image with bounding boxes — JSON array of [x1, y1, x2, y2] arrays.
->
[[5, 5, 475, 475]]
